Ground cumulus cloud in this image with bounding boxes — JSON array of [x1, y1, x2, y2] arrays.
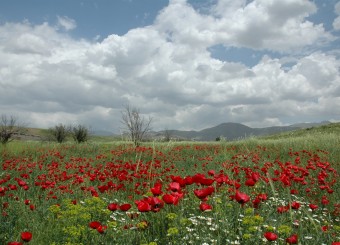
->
[[0, 0, 339, 132], [333, 1, 340, 30], [57, 16, 77, 31]]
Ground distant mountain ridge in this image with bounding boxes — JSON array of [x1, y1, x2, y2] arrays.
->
[[153, 121, 331, 141]]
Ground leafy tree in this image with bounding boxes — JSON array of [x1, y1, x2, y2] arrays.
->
[[49, 124, 69, 143], [121, 104, 152, 146], [72, 124, 89, 143], [0, 115, 26, 145]]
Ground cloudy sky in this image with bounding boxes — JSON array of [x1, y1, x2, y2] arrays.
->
[[1, 0, 340, 133]]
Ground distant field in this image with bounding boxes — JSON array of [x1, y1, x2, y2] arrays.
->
[[1, 123, 339, 244]]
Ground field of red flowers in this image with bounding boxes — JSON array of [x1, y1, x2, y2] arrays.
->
[[0, 141, 339, 244]]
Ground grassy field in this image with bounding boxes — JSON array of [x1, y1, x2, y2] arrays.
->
[[0, 123, 339, 244]]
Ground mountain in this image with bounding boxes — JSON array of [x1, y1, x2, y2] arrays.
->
[[155, 121, 332, 141]]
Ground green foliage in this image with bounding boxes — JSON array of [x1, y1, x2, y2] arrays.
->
[[71, 125, 89, 143], [49, 124, 70, 143]]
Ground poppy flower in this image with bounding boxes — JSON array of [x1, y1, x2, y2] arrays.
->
[[291, 201, 300, 210], [136, 200, 151, 212], [21, 232, 32, 242], [162, 194, 176, 204], [107, 203, 119, 211], [29, 204, 35, 211], [119, 203, 132, 211], [286, 234, 298, 244], [149, 197, 164, 212], [194, 186, 214, 200], [264, 232, 278, 241], [199, 202, 212, 211], [235, 191, 250, 205], [309, 203, 318, 210], [277, 205, 289, 213], [89, 221, 101, 229], [245, 178, 256, 187], [151, 182, 163, 196], [96, 225, 107, 234], [7, 242, 23, 245], [169, 182, 181, 192]]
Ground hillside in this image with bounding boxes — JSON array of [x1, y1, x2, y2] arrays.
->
[[156, 121, 332, 141], [9, 121, 335, 142]]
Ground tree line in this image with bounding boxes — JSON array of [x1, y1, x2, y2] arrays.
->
[[1, 104, 155, 146]]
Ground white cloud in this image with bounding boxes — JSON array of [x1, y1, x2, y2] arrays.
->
[[0, 0, 339, 131], [57, 16, 77, 31]]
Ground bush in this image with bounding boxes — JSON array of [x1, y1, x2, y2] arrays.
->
[[72, 125, 89, 143], [49, 124, 69, 143]]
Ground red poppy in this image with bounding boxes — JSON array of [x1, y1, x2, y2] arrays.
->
[[235, 191, 250, 205], [286, 234, 298, 244], [89, 221, 101, 229], [277, 205, 290, 213], [149, 197, 164, 212], [107, 203, 119, 211], [291, 201, 300, 210], [309, 203, 318, 210], [332, 242, 340, 245], [245, 178, 256, 187], [21, 232, 32, 242], [136, 200, 151, 212], [199, 202, 212, 211], [119, 203, 132, 211], [194, 186, 214, 200], [264, 232, 278, 241], [96, 225, 107, 234], [162, 194, 176, 204], [7, 242, 23, 245], [151, 182, 163, 196], [169, 182, 181, 192]]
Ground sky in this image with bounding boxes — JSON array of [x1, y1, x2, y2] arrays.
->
[[0, 0, 340, 133]]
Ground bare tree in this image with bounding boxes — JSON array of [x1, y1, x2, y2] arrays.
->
[[0, 115, 26, 144], [121, 104, 152, 146], [163, 128, 172, 142]]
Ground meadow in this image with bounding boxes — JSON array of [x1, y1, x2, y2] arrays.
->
[[0, 124, 339, 245]]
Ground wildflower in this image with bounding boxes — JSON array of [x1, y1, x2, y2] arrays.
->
[[96, 225, 107, 234], [286, 234, 298, 244], [194, 186, 214, 200], [235, 191, 250, 205], [107, 203, 119, 211], [119, 203, 132, 211], [199, 202, 212, 212], [151, 182, 163, 196], [264, 232, 278, 241], [167, 227, 179, 236], [21, 232, 32, 242], [7, 242, 23, 245], [291, 201, 300, 210], [136, 200, 152, 212], [309, 203, 318, 210], [89, 221, 101, 229], [29, 204, 35, 211], [166, 213, 177, 220]]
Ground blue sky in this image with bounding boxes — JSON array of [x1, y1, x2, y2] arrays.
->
[[0, 0, 339, 132]]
